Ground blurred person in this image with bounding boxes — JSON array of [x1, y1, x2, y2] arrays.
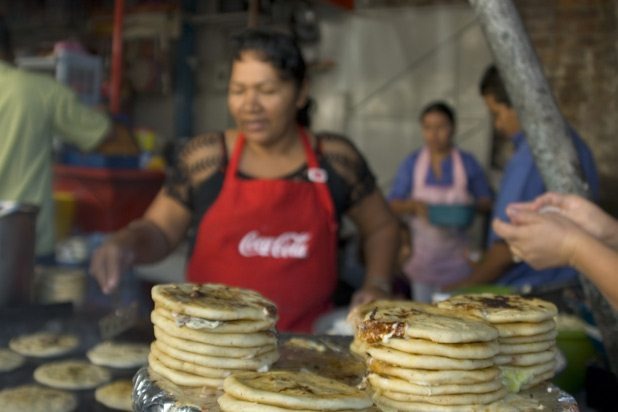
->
[[0, 15, 113, 262], [90, 28, 399, 332], [493, 192, 618, 309], [451, 65, 599, 290], [389, 101, 493, 302]]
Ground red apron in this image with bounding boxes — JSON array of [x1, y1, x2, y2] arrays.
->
[[186, 129, 338, 332]]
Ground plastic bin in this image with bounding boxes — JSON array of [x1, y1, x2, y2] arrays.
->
[[53, 165, 164, 232], [53, 191, 76, 240], [61, 148, 141, 169], [17, 50, 102, 106]]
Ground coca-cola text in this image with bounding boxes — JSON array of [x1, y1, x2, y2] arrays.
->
[[238, 230, 310, 259]]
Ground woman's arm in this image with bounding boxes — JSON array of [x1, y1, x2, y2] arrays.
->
[[447, 241, 514, 290], [347, 190, 400, 306], [90, 190, 191, 294], [388, 154, 427, 217], [569, 232, 618, 309], [463, 152, 494, 214], [389, 198, 428, 218], [475, 197, 493, 214]]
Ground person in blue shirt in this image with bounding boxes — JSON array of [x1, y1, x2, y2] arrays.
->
[[389, 101, 493, 302], [450, 65, 599, 290]]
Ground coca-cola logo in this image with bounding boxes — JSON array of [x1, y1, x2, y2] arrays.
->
[[238, 230, 310, 259]]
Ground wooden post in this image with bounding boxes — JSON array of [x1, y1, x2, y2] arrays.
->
[[468, 0, 618, 375], [248, 0, 260, 28], [110, 0, 125, 115]]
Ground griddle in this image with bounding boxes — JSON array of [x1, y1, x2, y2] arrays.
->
[[0, 301, 154, 411]]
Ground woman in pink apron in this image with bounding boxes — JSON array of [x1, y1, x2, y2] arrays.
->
[[389, 102, 493, 302], [90, 28, 399, 332]]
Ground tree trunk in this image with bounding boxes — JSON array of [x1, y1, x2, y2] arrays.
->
[[468, 0, 618, 376]]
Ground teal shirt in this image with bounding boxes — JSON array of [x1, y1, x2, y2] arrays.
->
[[0, 61, 111, 255]]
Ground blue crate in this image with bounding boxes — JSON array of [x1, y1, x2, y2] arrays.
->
[[61, 147, 140, 169]]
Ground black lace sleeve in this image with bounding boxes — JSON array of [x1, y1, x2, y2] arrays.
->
[[317, 132, 377, 208], [163, 132, 226, 211]]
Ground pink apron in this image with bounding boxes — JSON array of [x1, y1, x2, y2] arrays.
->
[[404, 148, 473, 289]]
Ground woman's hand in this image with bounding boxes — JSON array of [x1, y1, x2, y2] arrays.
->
[[350, 284, 390, 308], [89, 234, 136, 295], [413, 200, 429, 219], [506, 192, 618, 248], [492, 209, 585, 269], [348, 190, 399, 308], [89, 216, 177, 294], [89, 193, 191, 294], [389, 199, 428, 219]]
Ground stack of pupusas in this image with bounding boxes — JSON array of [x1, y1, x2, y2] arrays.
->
[[438, 294, 558, 393], [351, 301, 507, 411], [149, 283, 279, 388], [217, 370, 373, 411]]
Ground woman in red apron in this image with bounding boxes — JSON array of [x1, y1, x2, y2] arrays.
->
[[90, 28, 399, 332], [389, 102, 493, 302], [185, 127, 338, 331]]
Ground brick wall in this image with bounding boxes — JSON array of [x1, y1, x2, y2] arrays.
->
[[515, 0, 618, 214], [360, 0, 618, 213]]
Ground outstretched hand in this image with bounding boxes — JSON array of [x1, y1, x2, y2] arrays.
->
[[349, 285, 390, 309], [492, 209, 584, 269], [505, 192, 614, 246], [89, 237, 135, 295]]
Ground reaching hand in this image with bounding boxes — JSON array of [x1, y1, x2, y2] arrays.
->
[[349, 285, 390, 308], [89, 237, 135, 295], [492, 209, 584, 269]]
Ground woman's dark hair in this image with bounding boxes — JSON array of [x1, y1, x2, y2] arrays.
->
[[479, 65, 512, 107], [420, 101, 456, 127], [231, 27, 312, 127], [231, 27, 306, 88]]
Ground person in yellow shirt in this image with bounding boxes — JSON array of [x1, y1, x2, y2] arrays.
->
[[0, 16, 111, 260]]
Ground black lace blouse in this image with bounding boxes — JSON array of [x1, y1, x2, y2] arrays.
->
[[163, 131, 377, 233]]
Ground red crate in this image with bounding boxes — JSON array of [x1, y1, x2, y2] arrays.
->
[[53, 165, 165, 232]]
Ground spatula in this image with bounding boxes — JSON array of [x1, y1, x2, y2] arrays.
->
[[98, 289, 139, 340]]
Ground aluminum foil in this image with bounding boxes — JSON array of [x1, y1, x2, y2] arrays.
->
[[133, 335, 579, 412], [133, 366, 220, 411]]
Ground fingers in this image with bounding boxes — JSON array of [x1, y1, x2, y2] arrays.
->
[[89, 250, 111, 294], [349, 292, 372, 308], [89, 243, 134, 295], [492, 219, 525, 263], [415, 202, 428, 219], [492, 218, 514, 239], [350, 287, 387, 308], [505, 208, 543, 225], [505, 201, 536, 214], [510, 249, 522, 263], [532, 192, 566, 210]]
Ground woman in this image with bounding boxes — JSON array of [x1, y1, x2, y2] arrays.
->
[[388, 101, 493, 302], [90, 28, 399, 332]]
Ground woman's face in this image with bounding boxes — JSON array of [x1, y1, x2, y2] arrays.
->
[[483, 94, 520, 139], [227, 51, 306, 145], [421, 111, 454, 154]]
